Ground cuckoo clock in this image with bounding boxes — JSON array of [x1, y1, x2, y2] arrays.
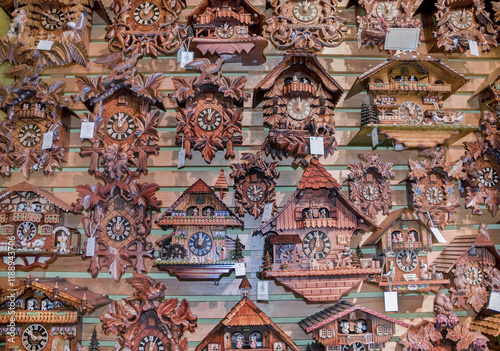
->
[[1, 275, 111, 351], [299, 301, 409, 351], [0, 0, 109, 69], [347, 152, 394, 219], [347, 51, 474, 149], [73, 158, 161, 281], [253, 50, 343, 166], [170, 58, 247, 163], [105, 0, 186, 56], [0, 182, 81, 270], [265, 0, 347, 51], [187, 0, 267, 65], [415, 0, 498, 53], [73, 57, 165, 175], [155, 177, 244, 280], [230, 152, 280, 219], [346, 0, 422, 49], [101, 274, 197, 351], [469, 66, 500, 117], [0, 69, 74, 178], [433, 224, 500, 313], [255, 158, 381, 302], [363, 208, 450, 293]]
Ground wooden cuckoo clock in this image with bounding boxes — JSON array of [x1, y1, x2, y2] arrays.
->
[[299, 301, 409, 351], [415, 0, 498, 53], [170, 58, 247, 163], [362, 207, 450, 293], [105, 0, 186, 56], [1, 275, 111, 351], [155, 177, 244, 280], [347, 51, 475, 149], [469, 66, 500, 117], [0, 0, 109, 68], [101, 274, 197, 351], [347, 152, 394, 219], [265, 0, 347, 51], [230, 152, 280, 219], [73, 161, 161, 281], [255, 158, 381, 302], [0, 69, 74, 178], [187, 0, 267, 65], [253, 50, 343, 166], [0, 182, 81, 270], [73, 57, 165, 175]]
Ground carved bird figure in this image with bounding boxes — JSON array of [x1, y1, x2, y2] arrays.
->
[[95, 48, 142, 74], [126, 273, 166, 305], [186, 58, 225, 85]]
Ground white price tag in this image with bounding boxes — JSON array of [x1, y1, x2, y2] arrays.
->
[[235, 262, 246, 277], [180, 51, 194, 68], [430, 227, 446, 243], [433, 101, 440, 110], [37, 40, 53, 51], [309, 137, 324, 155], [177, 47, 186, 63], [86, 237, 96, 257], [384, 291, 399, 312], [41, 131, 53, 150], [394, 143, 404, 151], [257, 281, 269, 301], [469, 40, 479, 56], [178, 149, 186, 169], [357, 29, 362, 51], [371, 126, 379, 148], [488, 291, 500, 312], [80, 121, 95, 139], [261, 203, 274, 222]]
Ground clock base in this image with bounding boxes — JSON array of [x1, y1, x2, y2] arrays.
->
[[155, 263, 236, 280], [370, 277, 450, 293]]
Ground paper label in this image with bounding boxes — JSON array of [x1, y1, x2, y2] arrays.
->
[[86, 237, 96, 257], [469, 40, 479, 56], [309, 137, 324, 155], [431, 227, 446, 243], [37, 40, 53, 51], [357, 29, 362, 51], [384, 28, 420, 51], [80, 121, 95, 139], [257, 281, 269, 301], [488, 291, 500, 312], [384, 291, 399, 312], [261, 203, 274, 222], [41, 131, 53, 150], [178, 149, 186, 169], [180, 51, 194, 68], [177, 47, 186, 63], [394, 143, 404, 151], [235, 262, 246, 277], [371, 126, 379, 147]]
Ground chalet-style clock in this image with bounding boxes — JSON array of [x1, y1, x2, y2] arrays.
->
[[0, 0, 110, 68], [347, 152, 394, 218], [1, 275, 111, 351], [230, 152, 280, 218], [73, 58, 165, 175], [105, 0, 186, 56], [170, 58, 248, 163], [347, 51, 474, 149], [255, 158, 381, 302], [266, 0, 348, 51], [101, 274, 197, 351], [299, 301, 409, 351], [253, 50, 343, 166], [187, 0, 267, 65], [155, 177, 244, 280], [363, 207, 450, 293]]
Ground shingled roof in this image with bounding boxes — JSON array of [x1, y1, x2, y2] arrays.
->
[[187, 0, 265, 27], [0, 181, 74, 212], [471, 311, 500, 338], [469, 66, 500, 100]]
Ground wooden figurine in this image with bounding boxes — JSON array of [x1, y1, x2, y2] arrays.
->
[[254, 158, 381, 302], [433, 224, 500, 313], [1, 275, 111, 351], [73, 55, 165, 175], [347, 152, 394, 219], [0, 68, 74, 178], [299, 301, 409, 351], [266, 0, 347, 51], [101, 273, 197, 351], [362, 208, 450, 293], [253, 50, 343, 166], [155, 177, 244, 280], [347, 51, 474, 149], [469, 66, 500, 118], [187, 0, 267, 65], [0, 182, 80, 270], [230, 152, 280, 219], [0, 0, 110, 69]]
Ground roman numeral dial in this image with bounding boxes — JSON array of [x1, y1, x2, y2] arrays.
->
[[302, 230, 331, 260], [106, 112, 136, 140]]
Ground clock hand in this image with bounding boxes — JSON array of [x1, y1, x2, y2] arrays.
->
[[20, 132, 35, 142], [148, 342, 155, 351], [144, 2, 152, 14]]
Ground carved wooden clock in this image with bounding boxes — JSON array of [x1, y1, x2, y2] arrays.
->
[[187, 0, 268, 65], [230, 152, 280, 219], [105, 0, 186, 56], [101, 274, 197, 351], [253, 50, 343, 166], [1, 275, 111, 351], [266, 0, 348, 51], [170, 58, 247, 163], [347, 152, 394, 218]]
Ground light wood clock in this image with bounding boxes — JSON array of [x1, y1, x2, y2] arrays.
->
[[230, 152, 280, 219], [253, 50, 343, 166]]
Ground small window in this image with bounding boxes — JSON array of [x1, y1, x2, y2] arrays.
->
[[249, 331, 262, 348], [202, 207, 215, 216], [17, 202, 27, 212], [339, 320, 350, 334], [319, 208, 329, 218], [187, 206, 200, 216], [302, 208, 313, 219], [407, 230, 418, 242]]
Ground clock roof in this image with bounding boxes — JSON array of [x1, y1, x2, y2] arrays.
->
[[187, 0, 265, 28], [469, 65, 500, 100], [470, 310, 500, 338], [0, 181, 74, 212], [195, 297, 300, 351]]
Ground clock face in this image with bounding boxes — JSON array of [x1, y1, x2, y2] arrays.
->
[[450, 9, 473, 30], [41, 8, 66, 31], [302, 230, 331, 260], [376, 2, 398, 20], [396, 250, 418, 272], [17, 221, 37, 241], [138, 336, 165, 351], [106, 112, 136, 140], [246, 184, 264, 202], [106, 216, 132, 242], [197, 108, 223, 131], [425, 186, 444, 204], [293, 1, 319, 22], [189, 232, 213, 256], [18, 124, 43, 148], [287, 97, 311, 120], [478, 166, 499, 188], [465, 266, 483, 285], [134, 2, 161, 25], [399, 101, 423, 125], [217, 23, 234, 38], [341, 343, 366, 351], [362, 183, 379, 201], [22, 324, 49, 351]]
